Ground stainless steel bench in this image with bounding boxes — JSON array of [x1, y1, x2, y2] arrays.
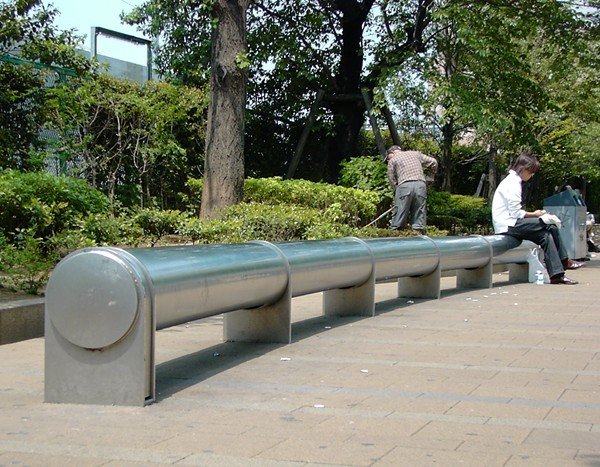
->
[[45, 234, 542, 406]]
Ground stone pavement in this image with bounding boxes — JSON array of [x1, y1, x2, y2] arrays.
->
[[1, 259, 599, 466]]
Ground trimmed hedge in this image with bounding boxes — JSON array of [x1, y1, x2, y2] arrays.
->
[[0, 172, 449, 294], [186, 176, 380, 225], [428, 190, 491, 234]]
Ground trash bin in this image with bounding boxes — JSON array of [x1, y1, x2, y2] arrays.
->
[[543, 188, 587, 259]]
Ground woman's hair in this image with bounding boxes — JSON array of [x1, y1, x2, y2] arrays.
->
[[511, 151, 540, 175]]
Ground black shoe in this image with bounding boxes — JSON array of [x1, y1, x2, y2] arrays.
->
[[550, 275, 578, 285], [588, 242, 600, 253]]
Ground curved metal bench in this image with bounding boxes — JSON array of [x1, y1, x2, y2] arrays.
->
[[44, 234, 542, 406]]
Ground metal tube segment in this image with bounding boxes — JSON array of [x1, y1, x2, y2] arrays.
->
[[122, 243, 289, 330], [276, 238, 373, 296], [365, 236, 439, 280], [435, 236, 491, 271]]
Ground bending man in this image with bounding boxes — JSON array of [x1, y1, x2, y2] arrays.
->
[[386, 145, 438, 234]]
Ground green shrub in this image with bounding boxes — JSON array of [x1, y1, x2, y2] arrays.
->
[[0, 232, 55, 294], [83, 213, 143, 246], [428, 190, 491, 234], [133, 208, 188, 246], [339, 156, 391, 203], [178, 217, 243, 244], [219, 202, 327, 242], [45, 229, 96, 260], [243, 177, 379, 225], [177, 202, 443, 244], [182, 177, 204, 215], [186, 176, 379, 225], [0, 170, 110, 241]]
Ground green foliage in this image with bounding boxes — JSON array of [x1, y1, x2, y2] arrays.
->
[[218, 202, 354, 242], [178, 217, 240, 244], [529, 37, 600, 191], [1, 1, 93, 74], [45, 229, 96, 261], [82, 214, 143, 247], [186, 176, 380, 225], [122, 1, 213, 86], [338, 156, 390, 204], [0, 232, 54, 294], [427, 190, 491, 234], [0, 171, 453, 294], [0, 61, 47, 169], [178, 200, 429, 244], [182, 177, 204, 215], [0, 170, 110, 241], [427, 0, 585, 152], [132, 209, 188, 246], [1, 1, 95, 170], [50, 75, 208, 208], [243, 177, 379, 225]]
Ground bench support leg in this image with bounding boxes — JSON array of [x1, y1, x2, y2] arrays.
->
[[323, 269, 375, 317], [508, 263, 529, 282], [45, 298, 153, 407], [457, 261, 493, 289], [398, 264, 441, 299], [224, 284, 292, 344]]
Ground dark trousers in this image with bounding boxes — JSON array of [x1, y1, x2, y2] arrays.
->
[[504, 218, 567, 278]]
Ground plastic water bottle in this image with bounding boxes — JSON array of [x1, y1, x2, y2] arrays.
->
[[535, 270, 544, 285]]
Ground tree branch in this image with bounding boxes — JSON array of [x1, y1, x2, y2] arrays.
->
[[366, 0, 435, 86], [252, 1, 337, 88]]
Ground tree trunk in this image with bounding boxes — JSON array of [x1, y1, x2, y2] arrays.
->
[[322, 2, 371, 182], [382, 105, 401, 145], [440, 118, 455, 191], [201, 0, 250, 218], [322, 0, 433, 182], [487, 144, 498, 205]]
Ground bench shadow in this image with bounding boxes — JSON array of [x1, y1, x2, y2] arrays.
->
[[155, 314, 366, 401], [155, 339, 282, 401], [154, 276, 557, 402]]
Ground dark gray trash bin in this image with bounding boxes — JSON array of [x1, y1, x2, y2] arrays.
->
[[543, 188, 587, 259]]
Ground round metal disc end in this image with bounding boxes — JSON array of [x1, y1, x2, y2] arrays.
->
[[46, 249, 142, 349]]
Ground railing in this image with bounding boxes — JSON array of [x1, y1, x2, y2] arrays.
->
[[44, 234, 542, 406]]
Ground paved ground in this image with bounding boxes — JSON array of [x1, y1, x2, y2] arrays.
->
[[1, 258, 599, 466]]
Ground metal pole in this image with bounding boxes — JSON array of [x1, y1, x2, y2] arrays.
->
[[366, 206, 394, 227]]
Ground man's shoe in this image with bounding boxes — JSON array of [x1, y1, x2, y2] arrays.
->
[[566, 259, 585, 270], [588, 242, 600, 253], [550, 275, 578, 285]]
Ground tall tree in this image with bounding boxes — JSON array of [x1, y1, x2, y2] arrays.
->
[[385, 0, 598, 192], [125, 0, 250, 217], [125, 0, 598, 189], [248, 0, 435, 180], [201, 0, 251, 217], [125, 0, 436, 181]]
